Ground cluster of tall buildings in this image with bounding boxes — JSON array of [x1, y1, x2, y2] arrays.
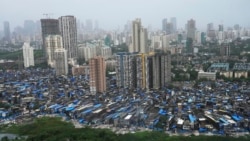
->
[[41, 15, 77, 75], [162, 17, 177, 34], [115, 19, 172, 90], [78, 41, 112, 62]]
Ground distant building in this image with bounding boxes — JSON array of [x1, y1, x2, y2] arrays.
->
[[220, 44, 230, 56], [234, 71, 248, 78], [218, 24, 224, 32], [3, 21, 11, 43], [208, 63, 229, 72], [130, 18, 149, 53], [187, 19, 196, 41], [198, 71, 216, 80], [89, 56, 106, 93], [170, 17, 177, 33], [162, 18, 168, 32], [78, 44, 97, 61], [22, 42, 34, 68], [54, 48, 68, 75], [72, 65, 89, 76], [45, 35, 63, 67], [58, 16, 77, 59], [101, 46, 112, 59], [105, 60, 116, 71], [166, 22, 174, 34]]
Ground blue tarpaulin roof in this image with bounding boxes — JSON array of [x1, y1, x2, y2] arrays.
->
[[94, 104, 102, 108], [189, 114, 196, 123], [82, 109, 92, 114], [232, 114, 243, 121], [65, 107, 75, 111]]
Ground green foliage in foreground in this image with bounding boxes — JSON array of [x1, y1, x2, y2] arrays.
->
[[2, 117, 250, 141]]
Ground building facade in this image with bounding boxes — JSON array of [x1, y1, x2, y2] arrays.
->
[[89, 56, 106, 93]]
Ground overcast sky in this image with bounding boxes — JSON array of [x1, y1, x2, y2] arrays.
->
[[1, 0, 250, 31]]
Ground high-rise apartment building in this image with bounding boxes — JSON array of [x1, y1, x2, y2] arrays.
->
[[89, 56, 106, 93], [130, 18, 149, 53], [187, 19, 196, 40], [54, 48, 68, 75], [58, 16, 77, 59], [45, 35, 63, 67], [3, 21, 11, 43], [23, 42, 34, 68], [146, 52, 171, 89], [40, 19, 60, 53], [115, 52, 137, 89]]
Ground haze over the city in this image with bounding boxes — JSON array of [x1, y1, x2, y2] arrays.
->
[[1, 0, 250, 31]]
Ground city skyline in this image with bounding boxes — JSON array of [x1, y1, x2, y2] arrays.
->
[[1, 0, 250, 31]]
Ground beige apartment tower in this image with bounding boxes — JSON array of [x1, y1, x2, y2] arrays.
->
[[89, 56, 106, 94]]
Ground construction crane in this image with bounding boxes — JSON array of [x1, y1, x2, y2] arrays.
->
[[43, 13, 53, 19]]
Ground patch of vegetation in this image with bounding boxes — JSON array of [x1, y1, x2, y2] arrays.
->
[[2, 117, 250, 141]]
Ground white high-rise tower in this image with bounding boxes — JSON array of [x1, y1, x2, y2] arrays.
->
[[130, 18, 149, 53], [23, 42, 34, 68], [58, 16, 77, 60]]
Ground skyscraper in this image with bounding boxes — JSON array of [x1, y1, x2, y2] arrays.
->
[[45, 35, 63, 67], [58, 16, 77, 59], [3, 21, 11, 43], [187, 19, 196, 41], [89, 56, 106, 93], [22, 42, 34, 68], [170, 17, 177, 33], [130, 18, 149, 53], [162, 18, 168, 32], [54, 48, 68, 75], [40, 19, 60, 57]]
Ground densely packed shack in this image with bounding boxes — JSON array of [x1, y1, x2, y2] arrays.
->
[[0, 68, 250, 136]]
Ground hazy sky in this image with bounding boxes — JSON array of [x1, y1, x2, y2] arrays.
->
[[1, 0, 250, 31]]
